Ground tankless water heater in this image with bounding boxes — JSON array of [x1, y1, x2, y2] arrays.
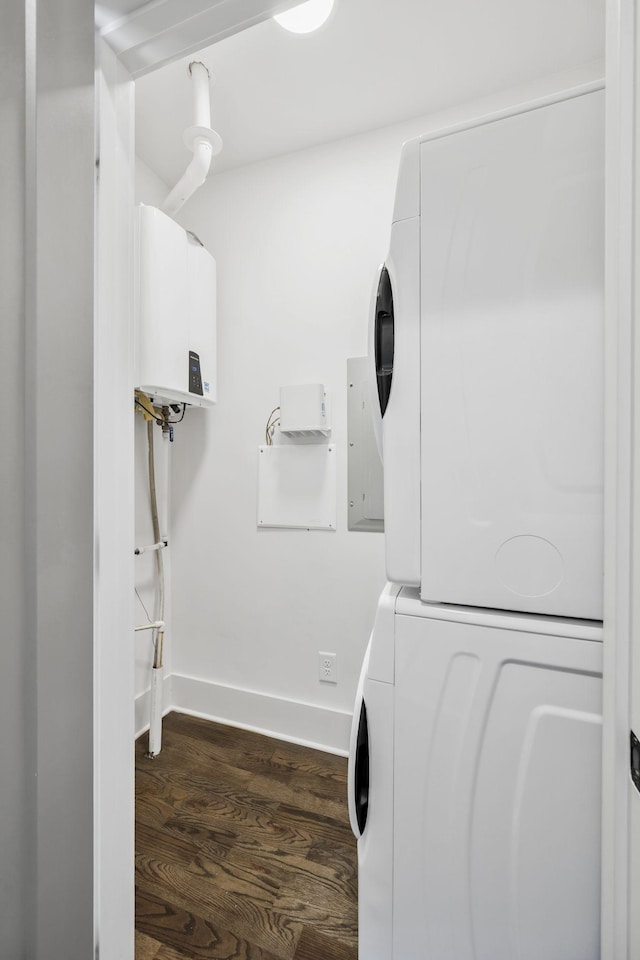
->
[[135, 203, 216, 408]]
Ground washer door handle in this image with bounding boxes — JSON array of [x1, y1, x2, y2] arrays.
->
[[353, 701, 370, 835], [631, 730, 640, 794], [348, 638, 372, 839]]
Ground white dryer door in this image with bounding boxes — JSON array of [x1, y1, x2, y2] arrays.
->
[[419, 88, 604, 618]]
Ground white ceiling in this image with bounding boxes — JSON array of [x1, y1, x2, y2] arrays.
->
[[134, 0, 604, 187]]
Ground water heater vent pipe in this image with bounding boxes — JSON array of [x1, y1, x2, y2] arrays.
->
[[162, 61, 223, 218]]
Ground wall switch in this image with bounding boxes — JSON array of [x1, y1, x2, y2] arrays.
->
[[318, 651, 337, 684]]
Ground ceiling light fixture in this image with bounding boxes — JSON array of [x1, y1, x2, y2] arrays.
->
[[273, 0, 334, 34]]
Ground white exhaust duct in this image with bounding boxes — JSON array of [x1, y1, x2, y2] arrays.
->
[[162, 61, 222, 218]]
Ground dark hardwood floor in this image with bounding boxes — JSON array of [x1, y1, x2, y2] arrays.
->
[[135, 712, 358, 960]]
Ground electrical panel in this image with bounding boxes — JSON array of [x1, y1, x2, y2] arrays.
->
[[135, 203, 216, 408]]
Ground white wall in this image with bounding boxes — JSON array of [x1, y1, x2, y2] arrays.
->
[[136, 155, 168, 207], [169, 128, 394, 751]]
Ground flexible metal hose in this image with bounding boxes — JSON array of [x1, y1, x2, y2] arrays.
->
[[147, 420, 164, 669]]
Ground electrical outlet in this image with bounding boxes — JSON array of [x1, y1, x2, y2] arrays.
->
[[318, 651, 337, 684]]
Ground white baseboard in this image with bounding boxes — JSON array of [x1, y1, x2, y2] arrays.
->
[[166, 673, 352, 756]]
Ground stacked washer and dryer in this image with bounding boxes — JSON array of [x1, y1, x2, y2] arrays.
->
[[348, 83, 605, 960]]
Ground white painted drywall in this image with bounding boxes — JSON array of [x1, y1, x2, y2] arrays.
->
[[34, 8, 95, 957], [2, 1, 97, 955], [136, 155, 168, 207], [4, 11, 133, 959], [0, 3, 30, 953], [169, 128, 389, 735], [164, 64, 603, 750]]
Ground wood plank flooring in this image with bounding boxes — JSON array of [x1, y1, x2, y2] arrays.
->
[[135, 712, 358, 960]]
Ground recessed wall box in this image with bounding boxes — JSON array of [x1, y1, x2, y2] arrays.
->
[[279, 383, 330, 438], [135, 203, 216, 408]]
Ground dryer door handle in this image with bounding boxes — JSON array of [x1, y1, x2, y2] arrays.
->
[[368, 264, 385, 461], [374, 265, 395, 418]]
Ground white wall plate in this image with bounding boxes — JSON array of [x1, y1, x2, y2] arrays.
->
[[257, 444, 337, 530]]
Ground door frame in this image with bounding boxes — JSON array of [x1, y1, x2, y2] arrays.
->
[[95, 0, 639, 955], [602, 1, 639, 957], [94, 4, 303, 956]]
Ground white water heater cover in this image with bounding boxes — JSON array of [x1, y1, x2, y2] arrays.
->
[[135, 203, 216, 407]]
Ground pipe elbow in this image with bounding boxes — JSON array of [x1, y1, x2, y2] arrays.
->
[[161, 140, 213, 217], [161, 60, 221, 218], [189, 138, 213, 188]]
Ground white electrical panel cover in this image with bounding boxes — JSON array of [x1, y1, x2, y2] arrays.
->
[[135, 203, 216, 407], [257, 444, 336, 530]]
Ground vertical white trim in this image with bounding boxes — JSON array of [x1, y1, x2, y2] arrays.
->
[[23, 4, 38, 950], [32, 2, 96, 954], [602, 1, 637, 957], [95, 39, 136, 960], [627, 5, 640, 955], [629, 13, 640, 957]]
